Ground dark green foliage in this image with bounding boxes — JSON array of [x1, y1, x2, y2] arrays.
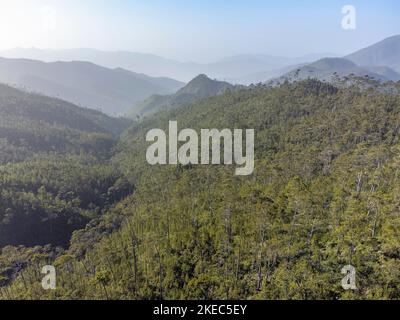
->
[[0, 154, 132, 247], [0, 85, 134, 285], [0, 83, 132, 163], [2, 79, 400, 300]]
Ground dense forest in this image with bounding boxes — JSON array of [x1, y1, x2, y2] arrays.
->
[[0, 84, 133, 287], [1, 79, 400, 300]]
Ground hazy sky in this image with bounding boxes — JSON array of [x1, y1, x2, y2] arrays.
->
[[0, 0, 399, 62]]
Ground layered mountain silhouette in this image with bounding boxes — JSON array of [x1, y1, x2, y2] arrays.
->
[[0, 35, 399, 117], [235, 63, 307, 85], [0, 48, 336, 83], [346, 35, 400, 72], [269, 57, 400, 85], [231, 36, 400, 84], [0, 57, 184, 115], [0, 83, 131, 136], [2, 35, 399, 86], [130, 74, 237, 117], [131, 36, 400, 116]]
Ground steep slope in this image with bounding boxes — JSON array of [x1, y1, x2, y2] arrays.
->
[[130, 74, 236, 117], [346, 35, 400, 72], [0, 58, 184, 115], [0, 83, 131, 160], [5, 79, 400, 299], [0, 84, 133, 249]]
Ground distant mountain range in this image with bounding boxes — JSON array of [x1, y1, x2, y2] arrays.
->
[[235, 63, 308, 85], [346, 35, 400, 72], [0, 48, 338, 83], [263, 35, 400, 86], [2, 35, 399, 86], [269, 57, 400, 85], [130, 35, 400, 116], [0, 35, 399, 117], [130, 74, 238, 117], [0, 57, 184, 115]]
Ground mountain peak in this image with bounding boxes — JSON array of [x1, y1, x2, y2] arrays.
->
[[346, 35, 400, 72], [178, 74, 233, 96], [189, 74, 212, 82], [131, 75, 236, 117]]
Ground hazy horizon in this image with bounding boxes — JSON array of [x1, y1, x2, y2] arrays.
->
[[0, 0, 399, 63], [1, 46, 346, 64]]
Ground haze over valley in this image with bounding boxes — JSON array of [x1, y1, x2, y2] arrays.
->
[[1, 0, 400, 301], [1, 35, 399, 116]]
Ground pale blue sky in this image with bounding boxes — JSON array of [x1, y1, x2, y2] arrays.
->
[[0, 0, 399, 62]]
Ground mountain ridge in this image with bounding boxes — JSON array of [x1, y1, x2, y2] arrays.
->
[[130, 74, 237, 117], [2, 36, 399, 84], [346, 34, 400, 72], [6, 79, 400, 299], [269, 57, 400, 85], [0, 48, 339, 83], [0, 57, 184, 115]]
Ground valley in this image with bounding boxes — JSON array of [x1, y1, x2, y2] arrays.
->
[[0, 32, 400, 300], [1, 77, 400, 299]]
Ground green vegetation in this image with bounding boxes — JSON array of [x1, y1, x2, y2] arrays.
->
[[130, 74, 237, 117], [0, 84, 133, 287], [0, 83, 132, 162], [1, 79, 400, 300]]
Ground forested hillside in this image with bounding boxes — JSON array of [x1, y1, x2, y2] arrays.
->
[[0, 85, 133, 286], [0, 83, 132, 158], [130, 74, 237, 117], [2, 79, 400, 299]]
